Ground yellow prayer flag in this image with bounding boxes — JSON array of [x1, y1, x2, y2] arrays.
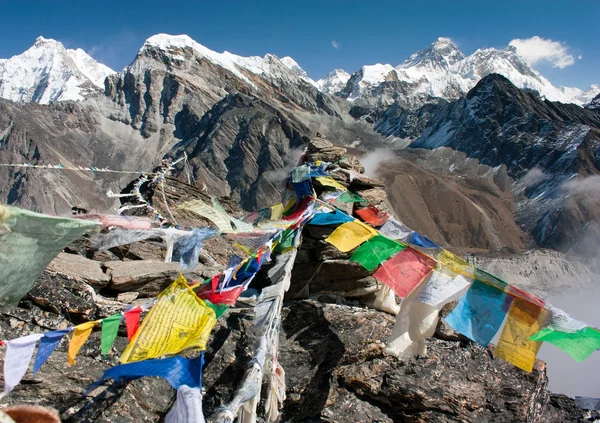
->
[[178, 199, 233, 233], [283, 197, 296, 212], [315, 176, 347, 191], [325, 220, 379, 252], [68, 321, 99, 365], [120, 275, 216, 363], [437, 250, 473, 276], [270, 204, 284, 221], [494, 299, 549, 372]]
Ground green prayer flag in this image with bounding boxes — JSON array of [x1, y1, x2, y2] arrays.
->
[[101, 313, 122, 355], [0, 204, 102, 308], [203, 299, 229, 319], [336, 191, 364, 203], [350, 235, 406, 271], [529, 327, 600, 363], [274, 228, 296, 253]]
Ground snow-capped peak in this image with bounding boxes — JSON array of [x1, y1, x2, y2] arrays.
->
[[317, 69, 351, 94], [0, 36, 115, 104], [140, 33, 318, 88], [399, 37, 465, 72]]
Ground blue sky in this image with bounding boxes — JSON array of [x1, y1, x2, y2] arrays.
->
[[1, 0, 598, 89]]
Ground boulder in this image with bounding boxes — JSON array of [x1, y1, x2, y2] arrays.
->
[[47, 253, 110, 289]]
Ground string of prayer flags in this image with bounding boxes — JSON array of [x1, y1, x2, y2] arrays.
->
[[3, 334, 43, 392], [350, 235, 406, 271], [529, 306, 600, 362], [378, 218, 413, 241], [335, 191, 364, 203], [407, 232, 439, 249], [120, 275, 216, 363], [0, 204, 102, 307], [494, 299, 549, 372], [325, 220, 379, 252], [33, 329, 71, 373], [101, 314, 122, 356], [68, 321, 99, 365], [315, 176, 347, 191], [355, 205, 389, 227], [124, 307, 142, 341], [445, 280, 512, 346], [196, 284, 244, 306], [373, 247, 436, 298], [308, 209, 354, 226], [414, 271, 472, 307], [90, 354, 204, 392]]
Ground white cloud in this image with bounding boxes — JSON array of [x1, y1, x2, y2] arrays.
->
[[509, 36, 575, 69], [578, 55, 583, 60], [331, 40, 340, 49]]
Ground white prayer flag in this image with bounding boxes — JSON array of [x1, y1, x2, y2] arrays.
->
[[4, 333, 43, 392]]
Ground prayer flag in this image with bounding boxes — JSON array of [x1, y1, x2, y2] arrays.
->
[[315, 176, 346, 191], [196, 285, 244, 306], [355, 205, 389, 227], [529, 327, 600, 363], [33, 329, 71, 374], [494, 299, 549, 372], [92, 354, 204, 391], [124, 307, 142, 341], [373, 248, 436, 298], [407, 232, 439, 249], [68, 321, 98, 365], [414, 271, 472, 307], [101, 313, 122, 356], [336, 191, 364, 203], [178, 199, 233, 233], [120, 275, 216, 363], [445, 280, 512, 346], [437, 250, 472, 276], [308, 209, 354, 226], [4, 334, 43, 392], [203, 300, 229, 319], [350, 235, 406, 271], [325, 220, 379, 252], [379, 219, 413, 241], [0, 204, 101, 307], [474, 267, 508, 291], [291, 180, 314, 200], [270, 204, 284, 221]]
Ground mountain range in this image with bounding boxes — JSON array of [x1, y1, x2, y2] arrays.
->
[[1, 33, 599, 257]]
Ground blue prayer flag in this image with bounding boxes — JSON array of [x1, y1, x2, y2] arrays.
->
[[33, 329, 71, 374], [308, 209, 354, 226], [90, 354, 204, 391], [408, 232, 439, 249], [444, 280, 512, 346], [292, 180, 314, 199]]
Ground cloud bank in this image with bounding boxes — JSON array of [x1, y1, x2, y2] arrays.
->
[[509, 36, 575, 69]]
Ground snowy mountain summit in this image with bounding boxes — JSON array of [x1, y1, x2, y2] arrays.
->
[[0, 36, 114, 104]]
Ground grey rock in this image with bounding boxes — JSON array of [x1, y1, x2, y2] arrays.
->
[[47, 253, 110, 289]]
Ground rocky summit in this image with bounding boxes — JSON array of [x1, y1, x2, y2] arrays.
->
[[0, 140, 598, 422]]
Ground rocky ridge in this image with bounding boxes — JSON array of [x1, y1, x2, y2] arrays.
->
[[0, 139, 598, 422]]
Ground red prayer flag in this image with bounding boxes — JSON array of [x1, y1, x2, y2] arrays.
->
[[283, 197, 313, 222], [124, 307, 142, 341], [373, 247, 436, 298], [506, 284, 545, 308], [355, 205, 389, 227], [196, 284, 244, 306]]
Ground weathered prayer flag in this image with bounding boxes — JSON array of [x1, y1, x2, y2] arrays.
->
[[120, 275, 216, 363], [0, 204, 101, 307], [373, 248, 436, 298], [437, 250, 472, 276], [445, 280, 512, 346], [335, 191, 364, 203], [4, 334, 43, 392], [325, 220, 379, 252], [378, 219, 413, 241], [101, 313, 122, 356], [355, 205, 389, 227], [494, 299, 549, 372], [350, 235, 406, 271], [33, 329, 71, 374], [474, 267, 508, 291], [178, 199, 233, 233], [414, 271, 472, 307], [308, 209, 354, 226], [270, 204, 284, 221], [315, 176, 346, 191], [407, 232, 439, 249], [92, 354, 204, 391], [68, 321, 99, 365]]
